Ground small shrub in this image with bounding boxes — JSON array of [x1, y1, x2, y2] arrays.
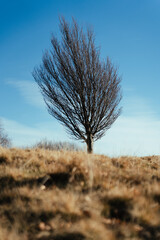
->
[[32, 139, 82, 152], [0, 122, 11, 148]]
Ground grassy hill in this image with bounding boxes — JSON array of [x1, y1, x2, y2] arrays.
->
[[0, 147, 160, 240]]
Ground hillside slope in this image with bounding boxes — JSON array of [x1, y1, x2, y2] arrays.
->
[[0, 147, 160, 240]]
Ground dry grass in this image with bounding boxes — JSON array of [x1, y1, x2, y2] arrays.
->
[[0, 147, 160, 239]]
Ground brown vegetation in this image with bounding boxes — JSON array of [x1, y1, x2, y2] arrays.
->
[[32, 139, 82, 151], [0, 147, 160, 239]]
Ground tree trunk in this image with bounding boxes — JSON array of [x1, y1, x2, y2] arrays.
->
[[86, 134, 93, 153]]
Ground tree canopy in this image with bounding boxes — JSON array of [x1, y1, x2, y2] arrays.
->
[[33, 17, 122, 153]]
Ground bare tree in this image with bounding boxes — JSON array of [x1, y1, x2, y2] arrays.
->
[[0, 121, 11, 148], [33, 17, 122, 153]]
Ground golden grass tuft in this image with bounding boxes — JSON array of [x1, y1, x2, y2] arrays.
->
[[0, 147, 160, 239]]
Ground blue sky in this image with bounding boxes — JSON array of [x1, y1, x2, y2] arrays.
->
[[1, 0, 160, 156]]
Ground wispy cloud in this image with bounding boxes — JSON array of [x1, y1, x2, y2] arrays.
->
[[95, 95, 160, 157], [95, 115, 160, 157], [2, 82, 160, 156], [6, 79, 45, 108], [3, 107, 160, 156], [1, 117, 70, 147], [122, 95, 156, 117]]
